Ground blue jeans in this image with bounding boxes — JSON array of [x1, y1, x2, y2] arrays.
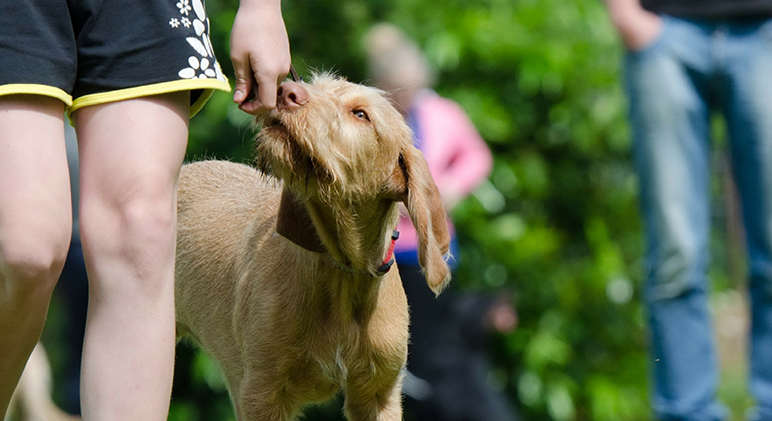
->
[[625, 15, 772, 421]]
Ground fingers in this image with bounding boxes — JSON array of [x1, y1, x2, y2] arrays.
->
[[230, 1, 290, 115], [235, 72, 286, 114], [236, 65, 288, 114], [256, 71, 286, 109], [232, 68, 253, 105], [256, 73, 280, 109]]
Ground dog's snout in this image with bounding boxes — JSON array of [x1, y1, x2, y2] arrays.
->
[[277, 82, 308, 109]]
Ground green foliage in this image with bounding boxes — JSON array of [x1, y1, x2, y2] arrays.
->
[[13, 0, 747, 419], [173, 0, 657, 420]]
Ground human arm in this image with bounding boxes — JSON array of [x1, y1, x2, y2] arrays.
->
[[418, 95, 493, 211], [438, 124, 492, 211], [230, 0, 291, 114], [602, 0, 663, 50]]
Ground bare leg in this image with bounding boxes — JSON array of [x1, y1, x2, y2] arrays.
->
[[0, 96, 71, 416], [74, 92, 189, 420]]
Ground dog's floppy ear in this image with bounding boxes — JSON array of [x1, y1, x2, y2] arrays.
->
[[393, 146, 451, 295]]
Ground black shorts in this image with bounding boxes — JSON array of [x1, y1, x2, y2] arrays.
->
[[0, 0, 231, 116]]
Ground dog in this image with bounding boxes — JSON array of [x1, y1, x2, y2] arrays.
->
[[173, 73, 451, 421]]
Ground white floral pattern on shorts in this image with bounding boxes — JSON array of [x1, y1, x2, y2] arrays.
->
[[169, 0, 226, 82]]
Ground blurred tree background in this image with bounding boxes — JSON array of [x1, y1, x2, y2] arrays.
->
[[39, 0, 752, 420], [178, 0, 650, 419]]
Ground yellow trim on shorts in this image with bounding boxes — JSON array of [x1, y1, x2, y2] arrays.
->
[[69, 78, 232, 118], [0, 84, 73, 106]]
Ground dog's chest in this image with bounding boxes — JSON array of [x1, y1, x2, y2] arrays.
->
[[282, 345, 352, 402], [316, 345, 349, 384]]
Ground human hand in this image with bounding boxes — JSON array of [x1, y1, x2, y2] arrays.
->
[[604, 0, 663, 51], [230, 0, 291, 114]]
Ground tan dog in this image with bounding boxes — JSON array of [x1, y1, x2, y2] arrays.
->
[[174, 73, 451, 421]]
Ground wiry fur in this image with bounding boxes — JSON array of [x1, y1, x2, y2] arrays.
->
[[174, 73, 450, 421]]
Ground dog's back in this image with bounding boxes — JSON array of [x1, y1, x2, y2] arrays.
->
[[174, 161, 282, 380], [174, 159, 408, 413]]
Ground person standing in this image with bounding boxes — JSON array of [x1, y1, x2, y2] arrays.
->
[[602, 0, 772, 419], [365, 23, 521, 421], [0, 0, 289, 419]]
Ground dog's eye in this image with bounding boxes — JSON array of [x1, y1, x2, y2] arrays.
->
[[352, 109, 370, 121]]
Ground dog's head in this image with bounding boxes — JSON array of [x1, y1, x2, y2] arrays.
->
[[255, 73, 405, 199], [254, 73, 450, 293]]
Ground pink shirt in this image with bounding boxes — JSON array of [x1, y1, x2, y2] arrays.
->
[[395, 90, 493, 253]]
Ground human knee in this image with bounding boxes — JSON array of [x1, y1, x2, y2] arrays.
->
[[80, 188, 177, 285], [0, 223, 71, 299], [645, 241, 706, 302], [118, 192, 177, 242]]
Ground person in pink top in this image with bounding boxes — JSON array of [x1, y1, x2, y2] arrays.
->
[[366, 23, 521, 421], [394, 88, 494, 260]]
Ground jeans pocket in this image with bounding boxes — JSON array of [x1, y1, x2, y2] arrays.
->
[[626, 15, 671, 60]]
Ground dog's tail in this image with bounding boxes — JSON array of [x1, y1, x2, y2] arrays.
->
[[7, 342, 81, 421]]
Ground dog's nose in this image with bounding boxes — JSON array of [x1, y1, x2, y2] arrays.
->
[[277, 82, 308, 109]]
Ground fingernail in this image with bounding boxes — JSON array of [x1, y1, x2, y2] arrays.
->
[[233, 89, 244, 102]]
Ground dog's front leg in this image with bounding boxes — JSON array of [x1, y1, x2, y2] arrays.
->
[[343, 377, 403, 421], [237, 372, 300, 421]]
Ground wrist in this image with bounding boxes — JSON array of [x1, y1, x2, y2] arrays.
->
[[238, 0, 282, 14]]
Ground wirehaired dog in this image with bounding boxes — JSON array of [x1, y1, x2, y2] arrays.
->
[[174, 73, 451, 420]]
